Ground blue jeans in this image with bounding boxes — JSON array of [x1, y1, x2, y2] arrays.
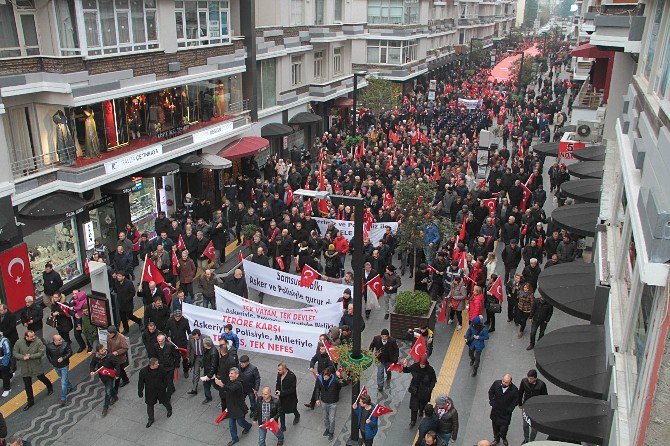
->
[[439, 432, 452, 444], [376, 362, 391, 389], [103, 379, 117, 408], [55, 366, 73, 401], [259, 425, 284, 446], [229, 417, 252, 443]]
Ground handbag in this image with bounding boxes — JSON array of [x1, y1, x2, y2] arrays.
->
[[486, 295, 502, 314], [46, 315, 58, 328], [450, 298, 460, 310]]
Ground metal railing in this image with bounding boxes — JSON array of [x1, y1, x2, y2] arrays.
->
[[576, 82, 604, 110], [11, 147, 76, 179]]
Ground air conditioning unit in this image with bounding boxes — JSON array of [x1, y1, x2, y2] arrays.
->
[[576, 120, 603, 143]]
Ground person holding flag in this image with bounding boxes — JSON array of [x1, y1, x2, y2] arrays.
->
[[369, 329, 400, 392], [464, 316, 489, 377], [484, 274, 503, 333], [256, 386, 284, 446], [352, 393, 379, 446], [89, 343, 121, 417], [215, 367, 253, 446], [315, 366, 348, 441], [402, 353, 437, 428]]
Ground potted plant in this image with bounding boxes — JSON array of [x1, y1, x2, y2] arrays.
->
[[389, 290, 436, 340], [335, 343, 378, 383]]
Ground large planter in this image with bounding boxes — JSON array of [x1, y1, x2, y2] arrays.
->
[[389, 301, 436, 340]]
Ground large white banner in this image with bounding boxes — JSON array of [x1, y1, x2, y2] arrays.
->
[[182, 303, 323, 360], [312, 217, 398, 245], [214, 286, 342, 330], [457, 98, 483, 109], [242, 259, 348, 306]]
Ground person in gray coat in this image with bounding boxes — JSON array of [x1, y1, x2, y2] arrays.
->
[[13, 331, 53, 411]]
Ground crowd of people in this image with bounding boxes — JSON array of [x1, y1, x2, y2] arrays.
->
[[0, 35, 583, 446]]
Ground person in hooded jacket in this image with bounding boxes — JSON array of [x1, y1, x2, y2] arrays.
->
[[402, 354, 437, 428], [315, 366, 347, 441], [434, 395, 459, 444], [464, 316, 489, 377]]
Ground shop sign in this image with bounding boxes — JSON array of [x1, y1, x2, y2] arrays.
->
[[65, 195, 115, 218], [192, 121, 235, 144], [156, 124, 190, 140], [0, 243, 35, 312], [83, 221, 95, 250], [88, 292, 112, 328], [104, 145, 164, 174]]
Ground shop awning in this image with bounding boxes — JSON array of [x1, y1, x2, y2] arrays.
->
[[261, 123, 293, 138], [217, 137, 269, 160], [288, 112, 321, 125], [19, 193, 88, 219], [524, 395, 611, 444], [551, 202, 600, 237], [138, 162, 180, 177], [567, 160, 604, 179], [101, 178, 139, 195], [200, 153, 232, 170], [335, 97, 354, 108], [560, 179, 602, 203], [535, 325, 609, 399], [538, 262, 596, 321], [555, 125, 576, 136], [531, 142, 559, 157], [571, 42, 613, 59], [573, 145, 606, 162], [179, 154, 204, 174]]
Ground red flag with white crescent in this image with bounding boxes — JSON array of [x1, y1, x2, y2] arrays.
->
[[366, 274, 384, 298], [275, 257, 285, 271], [387, 363, 404, 373], [141, 257, 165, 284], [322, 339, 340, 362], [259, 418, 280, 434], [299, 264, 320, 288], [490, 276, 504, 303], [459, 216, 467, 240], [409, 335, 427, 362], [370, 404, 394, 418], [215, 409, 229, 424], [177, 235, 186, 251], [286, 186, 294, 206], [383, 190, 394, 208], [203, 240, 216, 262], [520, 182, 532, 211], [84, 258, 90, 275], [172, 250, 179, 276], [482, 198, 498, 214], [437, 297, 448, 323]]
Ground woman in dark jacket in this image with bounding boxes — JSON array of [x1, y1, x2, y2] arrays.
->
[[434, 395, 459, 444], [402, 354, 437, 428], [50, 293, 74, 344]]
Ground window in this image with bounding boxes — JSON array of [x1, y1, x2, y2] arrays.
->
[[631, 284, 657, 394], [366, 39, 417, 65], [175, 0, 230, 48], [314, 50, 324, 80], [257, 59, 277, 109], [334, 0, 343, 21], [81, 0, 158, 55], [54, 0, 80, 55], [657, 37, 670, 98], [0, 1, 39, 58], [291, 55, 303, 86], [367, 0, 418, 25], [290, 0, 305, 26], [315, 0, 324, 25], [333, 47, 343, 74], [643, 0, 665, 79]]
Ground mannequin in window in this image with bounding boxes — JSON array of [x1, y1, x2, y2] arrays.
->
[[83, 109, 101, 158], [214, 81, 226, 118], [200, 89, 213, 122], [52, 110, 75, 166]]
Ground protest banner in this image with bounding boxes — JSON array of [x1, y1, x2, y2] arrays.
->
[[214, 286, 342, 330], [182, 303, 323, 360], [457, 98, 483, 109], [312, 217, 398, 245], [242, 259, 348, 306]]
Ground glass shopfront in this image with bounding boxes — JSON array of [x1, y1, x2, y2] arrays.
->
[[87, 202, 118, 257], [25, 218, 83, 294], [129, 177, 158, 237], [63, 75, 242, 159]]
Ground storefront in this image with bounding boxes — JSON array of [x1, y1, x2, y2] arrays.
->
[[287, 112, 321, 163], [177, 153, 232, 210], [128, 177, 159, 236]]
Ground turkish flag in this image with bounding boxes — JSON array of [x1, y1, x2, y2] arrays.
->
[[356, 385, 368, 403], [459, 216, 467, 240], [537, 236, 544, 248], [366, 274, 384, 298], [299, 264, 319, 288], [275, 257, 285, 271], [490, 276, 504, 303], [520, 182, 532, 211], [177, 235, 186, 251], [318, 199, 329, 216], [57, 301, 73, 316], [203, 240, 216, 262], [97, 366, 117, 378], [383, 190, 394, 208], [322, 340, 340, 362], [387, 363, 404, 373], [389, 129, 399, 144], [304, 199, 312, 215], [238, 250, 244, 264], [318, 162, 325, 191], [482, 198, 498, 214], [133, 238, 141, 252], [215, 409, 229, 424], [172, 250, 179, 276], [370, 404, 394, 418], [0, 243, 36, 312], [84, 258, 90, 275], [286, 186, 294, 206], [260, 418, 280, 435], [409, 335, 427, 362], [141, 257, 165, 284], [433, 164, 441, 182], [425, 264, 437, 274], [159, 282, 176, 307], [437, 297, 447, 323]]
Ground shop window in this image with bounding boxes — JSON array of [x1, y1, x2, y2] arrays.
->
[[88, 204, 118, 258], [367, 0, 418, 25], [175, 0, 230, 48], [257, 59, 277, 109], [315, 0, 324, 25], [129, 177, 158, 237], [54, 0, 80, 55], [333, 47, 343, 74], [26, 218, 82, 294], [81, 0, 158, 56], [290, 0, 305, 26], [366, 40, 415, 65], [292, 55, 304, 86], [0, 1, 40, 58], [643, 0, 666, 79], [655, 32, 670, 98]]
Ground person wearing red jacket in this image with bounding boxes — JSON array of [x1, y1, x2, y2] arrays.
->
[[333, 231, 349, 276], [469, 286, 484, 322]]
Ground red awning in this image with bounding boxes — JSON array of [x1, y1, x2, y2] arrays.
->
[[571, 43, 613, 59], [335, 97, 354, 107], [217, 137, 269, 159]]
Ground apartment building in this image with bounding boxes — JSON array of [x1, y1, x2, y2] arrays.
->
[[0, 0, 516, 309]]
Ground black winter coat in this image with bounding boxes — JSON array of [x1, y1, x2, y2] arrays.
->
[[154, 343, 180, 370], [276, 370, 299, 412], [138, 365, 171, 404], [202, 347, 219, 378], [488, 380, 519, 425], [113, 278, 137, 312], [0, 311, 19, 346], [165, 317, 191, 348], [403, 363, 437, 410], [222, 380, 248, 419]]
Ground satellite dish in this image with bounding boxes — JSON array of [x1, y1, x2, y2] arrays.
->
[[577, 125, 591, 137]]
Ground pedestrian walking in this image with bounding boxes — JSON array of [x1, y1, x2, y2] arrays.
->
[[256, 386, 284, 446], [238, 355, 261, 419], [197, 269, 221, 309], [186, 329, 204, 395], [446, 276, 467, 329], [138, 357, 172, 427], [154, 334, 180, 396], [275, 363, 300, 431], [527, 295, 553, 350], [518, 369, 548, 443], [106, 326, 130, 388], [13, 330, 53, 411], [464, 316, 489, 377], [488, 374, 519, 446], [516, 283, 535, 338], [0, 332, 12, 397], [112, 271, 143, 333], [45, 334, 73, 406], [0, 304, 19, 375], [48, 293, 74, 344], [200, 337, 218, 404], [215, 367, 252, 446], [20, 297, 43, 341], [89, 343, 120, 417], [415, 404, 439, 446], [305, 344, 333, 409], [352, 393, 379, 446], [434, 395, 459, 444], [165, 309, 191, 377], [402, 354, 437, 428], [315, 366, 347, 440], [369, 329, 399, 392], [382, 265, 401, 320]]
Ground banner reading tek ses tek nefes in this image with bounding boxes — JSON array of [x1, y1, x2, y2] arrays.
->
[[182, 301, 335, 361]]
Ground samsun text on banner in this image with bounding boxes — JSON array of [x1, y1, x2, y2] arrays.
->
[[215, 287, 342, 330], [242, 259, 348, 306], [182, 303, 324, 361], [312, 218, 398, 245]]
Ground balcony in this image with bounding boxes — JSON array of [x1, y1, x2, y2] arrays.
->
[[576, 82, 604, 110], [589, 14, 645, 53]]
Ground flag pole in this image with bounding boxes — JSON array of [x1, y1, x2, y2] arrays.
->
[[367, 404, 378, 422], [137, 254, 148, 287]]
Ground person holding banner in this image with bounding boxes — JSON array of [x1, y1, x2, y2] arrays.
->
[[256, 386, 284, 446], [352, 393, 379, 446]]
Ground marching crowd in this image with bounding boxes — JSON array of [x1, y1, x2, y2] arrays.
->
[[0, 36, 581, 446]]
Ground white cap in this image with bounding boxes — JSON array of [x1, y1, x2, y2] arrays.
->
[[185, 193, 192, 199]]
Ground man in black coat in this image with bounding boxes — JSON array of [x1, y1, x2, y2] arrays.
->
[[0, 305, 19, 348], [518, 369, 548, 443], [369, 329, 399, 391], [154, 334, 180, 396], [138, 281, 166, 325], [20, 296, 43, 340], [216, 367, 252, 446], [138, 357, 172, 427], [147, 296, 170, 333], [224, 269, 248, 299], [42, 263, 63, 305], [112, 272, 142, 334], [527, 295, 553, 350], [314, 366, 347, 441], [501, 240, 522, 283], [239, 355, 261, 419], [488, 374, 519, 446], [201, 337, 218, 404], [305, 345, 334, 409], [165, 310, 191, 376], [276, 363, 300, 431]]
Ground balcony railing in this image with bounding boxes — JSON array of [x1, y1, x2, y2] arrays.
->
[[576, 82, 604, 110]]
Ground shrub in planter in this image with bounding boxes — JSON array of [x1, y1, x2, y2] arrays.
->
[[394, 291, 432, 316], [336, 344, 377, 383], [390, 291, 436, 339]]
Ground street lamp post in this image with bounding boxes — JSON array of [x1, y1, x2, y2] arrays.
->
[[517, 51, 526, 95], [351, 70, 368, 136], [293, 189, 366, 445]]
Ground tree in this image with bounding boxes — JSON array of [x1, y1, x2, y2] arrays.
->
[[557, 0, 575, 18], [510, 56, 538, 89], [469, 40, 490, 68], [523, 0, 539, 27], [357, 77, 402, 114], [393, 177, 457, 258]]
